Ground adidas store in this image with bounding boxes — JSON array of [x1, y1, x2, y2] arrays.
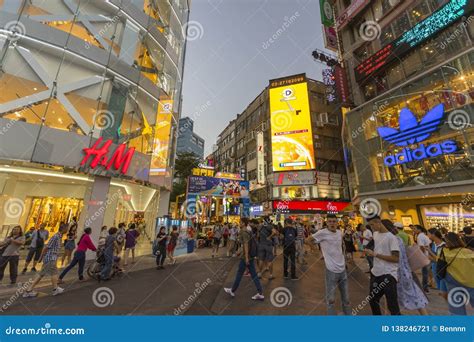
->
[[343, 50, 474, 232]]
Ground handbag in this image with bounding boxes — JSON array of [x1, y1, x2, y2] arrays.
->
[[406, 244, 430, 272]]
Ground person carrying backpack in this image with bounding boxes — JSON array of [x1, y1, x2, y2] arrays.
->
[[22, 223, 49, 274], [224, 218, 264, 300], [282, 218, 298, 280]]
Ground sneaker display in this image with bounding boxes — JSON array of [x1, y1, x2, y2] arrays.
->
[[251, 293, 264, 301], [224, 287, 235, 297], [52, 287, 64, 296]]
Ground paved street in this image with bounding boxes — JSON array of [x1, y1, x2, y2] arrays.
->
[[0, 246, 462, 316]]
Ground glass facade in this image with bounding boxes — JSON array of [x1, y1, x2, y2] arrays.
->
[[0, 0, 189, 185], [344, 51, 474, 196]]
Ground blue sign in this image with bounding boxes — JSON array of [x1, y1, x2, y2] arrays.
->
[[378, 104, 458, 167], [188, 176, 250, 197]]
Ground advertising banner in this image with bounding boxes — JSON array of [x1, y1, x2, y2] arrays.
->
[[334, 65, 351, 105], [336, 0, 370, 30], [256, 131, 265, 184], [319, 0, 334, 27], [273, 170, 316, 186], [269, 75, 315, 172], [150, 100, 173, 176], [273, 200, 350, 214], [188, 176, 250, 197], [323, 26, 338, 52]]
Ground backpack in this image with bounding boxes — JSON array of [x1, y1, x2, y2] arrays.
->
[[248, 232, 258, 258], [36, 231, 45, 248], [283, 227, 296, 247]]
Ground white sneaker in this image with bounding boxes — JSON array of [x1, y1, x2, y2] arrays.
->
[[251, 293, 264, 301], [52, 287, 64, 296], [224, 287, 235, 297], [22, 291, 38, 298]]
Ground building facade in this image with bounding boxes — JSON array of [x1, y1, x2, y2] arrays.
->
[[214, 74, 350, 219], [335, 0, 474, 231], [176, 117, 205, 158], [0, 0, 190, 246]]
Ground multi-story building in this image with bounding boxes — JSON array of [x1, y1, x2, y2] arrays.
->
[[335, 0, 474, 231], [214, 74, 351, 219], [0, 0, 190, 246], [176, 117, 205, 158]]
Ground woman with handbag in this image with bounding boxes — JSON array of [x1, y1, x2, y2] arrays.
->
[[438, 232, 474, 315], [0, 225, 25, 285], [382, 220, 428, 315]]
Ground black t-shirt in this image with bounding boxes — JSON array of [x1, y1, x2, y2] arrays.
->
[[157, 232, 167, 247], [259, 224, 273, 246]]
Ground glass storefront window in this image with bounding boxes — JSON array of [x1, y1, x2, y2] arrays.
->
[[392, 13, 411, 38]]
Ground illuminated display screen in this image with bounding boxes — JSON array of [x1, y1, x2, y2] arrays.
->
[[269, 75, 316, 172], [272, 200, 350, 214], [355, 0, 474, 83]]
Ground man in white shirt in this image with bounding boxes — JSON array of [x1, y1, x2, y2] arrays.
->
[[361, 224, 373, 270], [310, 214, 351, 315], [414, 225, 431, 292], [365, 215, 401, 315]]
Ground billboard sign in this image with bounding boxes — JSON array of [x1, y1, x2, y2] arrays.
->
[[272, 200, 350, 214], [187, 176, 250, 197], [320, 0, 334, 27], [269, 74, 315, 172], [150, 100, 173, 175], [273, 171, 315, 186], [257, 131, 265, 184], [336, 0, 370, 30]]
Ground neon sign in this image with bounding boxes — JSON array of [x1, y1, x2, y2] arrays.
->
[[378, 104, 458, 167], [355, 0, 474, 82], [81, 137, 135, 174]]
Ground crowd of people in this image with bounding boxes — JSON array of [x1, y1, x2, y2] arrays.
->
[[0, 213, 472, 316], [0, 219, 145, 298]]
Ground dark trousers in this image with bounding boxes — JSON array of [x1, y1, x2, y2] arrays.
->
[[231, 258, 262, 294], [421, 265, 429, 291], [156, 246, 167, 266], [59, 250, 86, 280], [366, 256, 374, 270], [283, 245, 296, 277], [0, 255, 19, 283], [369, 274, 401, 315]]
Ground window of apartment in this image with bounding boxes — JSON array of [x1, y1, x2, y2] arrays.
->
[[354, 44, 373, 62], [409, 1, 431, 25], [380, 25, 394, 46], [392, 13, 411, 38], [248, 151, 256, 160]]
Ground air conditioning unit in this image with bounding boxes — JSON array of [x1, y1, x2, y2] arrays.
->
[[319, 112, 329, 124]]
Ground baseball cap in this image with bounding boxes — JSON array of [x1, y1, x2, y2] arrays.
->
[[393, 222, 404, 229]]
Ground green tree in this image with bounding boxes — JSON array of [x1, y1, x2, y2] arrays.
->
[[171, 152, 201, 202]]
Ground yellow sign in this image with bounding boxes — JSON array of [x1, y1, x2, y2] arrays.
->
[[150, 100, 173, 176], [269, 79, 315, 171], [192, 168, 215, 177], [215, 172, 242, 180]]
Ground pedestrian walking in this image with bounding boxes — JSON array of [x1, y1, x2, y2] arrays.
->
[[61, 220, 78, 266], [414, 225, 431, 293], [295, 219, 307, 265], [282, 218, 298, 280], [462, 226, 474, 250], [438, 232, 474, 315], [23, 223, 69, 297], [167, 225, 179, 265], [343, 227, 356, 262], [224, 218, 264, 300], [58, 227, 96, 282], [0, 225, 25, 285], [382, 220, 428, 315], [310, 214, 351, 315], [257, 217, 277, 280], [427, 228, 446, 292], [227, 224, 238, 257], [365, 215, 401, 315], [212, 224, 223, 257], [124, 223, 140, 266], [361, 224, 374, 271], [100, 227, 118, 281], [22, 223, 49, 273], [223, 224, 229, 247], [394, 222, 411, 246], [155, 226, 167, 269]]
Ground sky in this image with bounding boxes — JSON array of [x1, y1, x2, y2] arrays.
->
[[181, 0, 331, 156]]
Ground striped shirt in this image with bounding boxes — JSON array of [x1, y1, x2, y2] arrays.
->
[[43, 232, 62, 263]]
